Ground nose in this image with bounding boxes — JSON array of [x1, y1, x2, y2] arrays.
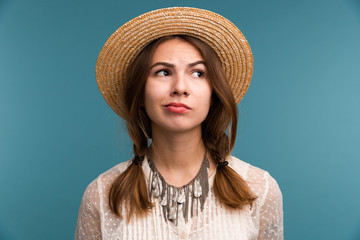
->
[[170, 74, 190, 97]]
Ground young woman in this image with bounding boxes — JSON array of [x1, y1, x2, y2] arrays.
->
[[75, 7, 283, 240]]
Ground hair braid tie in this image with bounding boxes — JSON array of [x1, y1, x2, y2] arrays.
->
[[132, 155, 144, 166], [217, 160, 229, 169]]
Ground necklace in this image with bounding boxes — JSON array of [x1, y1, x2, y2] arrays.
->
[[147, 152, 210, 226]]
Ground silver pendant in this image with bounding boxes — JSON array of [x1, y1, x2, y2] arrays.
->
[[148, 152, 210, 225]]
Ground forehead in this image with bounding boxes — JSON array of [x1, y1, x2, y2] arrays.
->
[[151, 38, 204, 63]]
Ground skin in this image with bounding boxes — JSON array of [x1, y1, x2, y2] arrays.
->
[[144, 39, 216, 187]]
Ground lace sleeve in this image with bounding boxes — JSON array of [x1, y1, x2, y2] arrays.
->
[[258, 173, 283, 240], [75, 179, 102, 240]]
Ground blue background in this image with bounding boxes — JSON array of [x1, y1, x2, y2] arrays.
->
[[1, 0, 360, 239]]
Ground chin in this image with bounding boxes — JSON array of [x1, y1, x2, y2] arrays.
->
[[152, 121, 203, 134]]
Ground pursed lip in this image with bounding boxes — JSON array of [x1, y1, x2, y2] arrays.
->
[[164, 102, 191, 109], [163, 102, 191, 114]]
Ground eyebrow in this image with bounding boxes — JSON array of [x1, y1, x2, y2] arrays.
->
[[149, 60, 205, 70]]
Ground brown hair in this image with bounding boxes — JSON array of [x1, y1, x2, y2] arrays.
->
[[109, 35, 257, 221]]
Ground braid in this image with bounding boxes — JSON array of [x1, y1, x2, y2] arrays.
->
[[108, 144, 152, 222]]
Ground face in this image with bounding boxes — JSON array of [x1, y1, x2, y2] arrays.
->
[[144, 38, 212, 135]]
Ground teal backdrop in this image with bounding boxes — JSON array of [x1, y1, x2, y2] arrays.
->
[[1, 0, 360, 239]]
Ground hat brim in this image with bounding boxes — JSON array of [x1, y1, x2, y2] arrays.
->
[[96, 7, 253, 118]]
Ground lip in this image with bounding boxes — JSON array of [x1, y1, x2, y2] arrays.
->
[[164, 102, 191, 114]]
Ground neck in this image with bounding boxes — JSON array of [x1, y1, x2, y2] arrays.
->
[[151, 130, 205, 170], [149, 126, 207, 186]]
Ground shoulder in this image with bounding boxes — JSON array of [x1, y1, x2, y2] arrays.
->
[[228, 156, 283, 207], [80, 160, 133, 205], [96, 159, 132, 185]]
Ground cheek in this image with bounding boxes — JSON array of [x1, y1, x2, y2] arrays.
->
[[144, 79, 170, 101], [197, 85, 213, 118], [144, 86, 155, 115], [144, 81, 165, 118], [202, 84, 213, 107]]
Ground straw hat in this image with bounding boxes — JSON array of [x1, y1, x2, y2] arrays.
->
[[96, 7, 253, 118]]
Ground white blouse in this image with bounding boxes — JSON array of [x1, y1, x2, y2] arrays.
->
[[75, 156, 283, 240]]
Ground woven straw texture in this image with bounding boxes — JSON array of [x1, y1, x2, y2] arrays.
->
[[96, 7, 253, 118]]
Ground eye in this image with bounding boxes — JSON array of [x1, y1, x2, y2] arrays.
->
[[191, 70, 205, 78], [155, 69, 171, 77]]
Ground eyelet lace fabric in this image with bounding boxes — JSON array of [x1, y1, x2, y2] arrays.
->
[[75, 156, 283, 240]]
